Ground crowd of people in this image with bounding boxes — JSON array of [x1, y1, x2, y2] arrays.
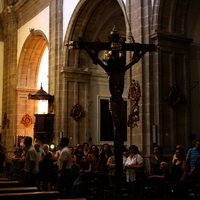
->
[[1, 138, 200, 199]]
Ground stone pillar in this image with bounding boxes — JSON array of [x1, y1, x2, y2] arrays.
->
[[60, 69, 91, 147], [151, 32, 192, 153], [126, 0, 152, 155], [49, 0, 64, 144], [1, 5, 18, 152]]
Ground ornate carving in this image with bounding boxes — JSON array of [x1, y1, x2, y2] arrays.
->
[[70, 103, 85, 121], [165, 83, 185, 109], [21, 114, 33, 128], [127, 80, 141, 128]]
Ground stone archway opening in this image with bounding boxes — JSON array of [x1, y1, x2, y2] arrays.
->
[[17, 30, 48, 138]]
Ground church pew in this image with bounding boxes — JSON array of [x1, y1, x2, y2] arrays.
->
[[0, 191, 60, 200], [0, 180, 20, 187], [0, 186, 38, 193], [137, 178, 199, 200], [51, 199, 86, 200], [164, 180, 198, 199], [0, 178, 9, 181]]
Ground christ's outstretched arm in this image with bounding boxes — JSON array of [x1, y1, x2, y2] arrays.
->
[[79, 38, 107, 71], [124, 47, 149, 72]]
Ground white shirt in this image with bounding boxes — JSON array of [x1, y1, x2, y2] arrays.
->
[[58, 146, 72, 170], [24, 145, 39, 174], [125, 153, 143, 182]]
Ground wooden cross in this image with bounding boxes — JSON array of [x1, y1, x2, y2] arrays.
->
[[66, 27, 156, 198]]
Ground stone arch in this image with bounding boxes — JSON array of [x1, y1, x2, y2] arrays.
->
[[63, 0, 127, 68], [152, 0, 190, 36], [16, 30, 48, 138], [18, 29, 48, 88]]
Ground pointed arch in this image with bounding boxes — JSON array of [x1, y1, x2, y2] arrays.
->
[[152, 0, 191, 35], [63, 0, 127, 68]]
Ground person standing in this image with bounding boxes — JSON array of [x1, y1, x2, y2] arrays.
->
[[23, 136, 39, 187], [124, 145, 144, 195], [56, 137, 72, 199], [186, 139, 200, 172], [39, 144, 55, 191], [171, 147, 188, 181], [10, 148, 25, 180], [149, 145, 168, 175], [34, 143, 44, 158], [34, 143, 43, 189]]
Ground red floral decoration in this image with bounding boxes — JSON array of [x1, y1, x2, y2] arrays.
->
[[21, 114, 33, 128]]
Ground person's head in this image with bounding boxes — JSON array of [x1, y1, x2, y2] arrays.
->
[[83, 142, 89, 150], [15, 148, 23, 156], [153, 145, 163, 155], [101, 143, 110, 154], [195, 140, 200, 151], [34, 143, 40, 152], [69, 146, 74, 153], [75, 145, 83, 155], [110, 146, 114, 154], [160, 161, 169, 171], [59, 137, 69, 148], [90, 145, 99, 155], [43, 144, 49, 153], [176, 144, 183, 149], [81, 156, 88, 163], [175, 147, 185, 159], [129, 145, 140, 155], [24, 136, 32, 147]]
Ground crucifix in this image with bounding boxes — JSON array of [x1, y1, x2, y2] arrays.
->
[[66, 27, 155, 199]]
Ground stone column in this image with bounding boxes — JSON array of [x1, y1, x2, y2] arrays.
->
[[49, 0, 64, 144], [1, 5, 18, 151]]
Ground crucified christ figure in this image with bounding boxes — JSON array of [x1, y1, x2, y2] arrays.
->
[[80, 39, 149, 143]]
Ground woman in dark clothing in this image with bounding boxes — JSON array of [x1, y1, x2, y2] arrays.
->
[[39, 144, 56, 191], [10, 148, 25, 180], [87, 145, 100, 174], [71, 156, 92, 198], [99, 143, 113, 173], [98, 143, 113, 187], [171, 148, 188, 181], [74, 145, 84, 170], [72, 145, 84, 182], [170, 148, 189, 198]]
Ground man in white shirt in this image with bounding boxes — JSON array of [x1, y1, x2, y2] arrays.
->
[[56, 137, 72, 198], [23, 136, 39, 187]]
